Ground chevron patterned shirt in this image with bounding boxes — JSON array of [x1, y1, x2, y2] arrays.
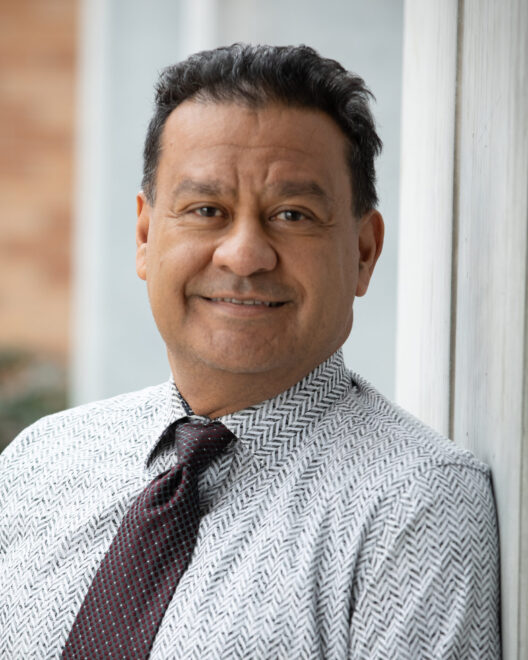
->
[[0, 350, 500, 659]]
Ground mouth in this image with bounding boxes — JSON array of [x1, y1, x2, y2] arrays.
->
[[204, 297, 286, 308]]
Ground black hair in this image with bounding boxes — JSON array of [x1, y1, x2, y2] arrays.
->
[[142, 43, 382, 217]]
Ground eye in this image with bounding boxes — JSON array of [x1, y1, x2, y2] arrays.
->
[[274, 209, 310, 222], [193, 206, 223, 218]]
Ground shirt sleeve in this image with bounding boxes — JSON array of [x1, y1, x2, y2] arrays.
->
[[349, 463, 501, 659]]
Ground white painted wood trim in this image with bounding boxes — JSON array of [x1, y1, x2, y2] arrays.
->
[[399, 0, 528, 655], [71, 0, 108, 404], [453, 1, 528, 656], [395, 0, 459, 436], [180, 0, 220, 55]]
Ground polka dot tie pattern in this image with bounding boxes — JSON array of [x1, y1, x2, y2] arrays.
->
[[62, 418, 235, 659]]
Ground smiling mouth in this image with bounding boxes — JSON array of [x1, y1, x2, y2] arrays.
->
[[205, 297, 285, 308]]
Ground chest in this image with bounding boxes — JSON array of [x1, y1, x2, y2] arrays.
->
[[1, 447, 365, 659]]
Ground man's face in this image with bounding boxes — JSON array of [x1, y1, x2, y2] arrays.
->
[[136, 100, 382, 390]]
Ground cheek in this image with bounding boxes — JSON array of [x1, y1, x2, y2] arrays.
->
[[311, 248, 358, 336], [307, 241, 357, 304], [147, 233, 208, 287], [336, 236, 360, 295]]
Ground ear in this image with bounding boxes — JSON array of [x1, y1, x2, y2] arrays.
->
[[355, 209, 384, 297], [136, 191, 151, 281]]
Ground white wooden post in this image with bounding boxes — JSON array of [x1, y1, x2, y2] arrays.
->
[[396, 0, 459, 436], [453, 2, 528, 656], [397, 1, 528, 657]]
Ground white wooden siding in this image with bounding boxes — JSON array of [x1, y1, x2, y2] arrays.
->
[[397, 1, 528, 657], [396, 0, 458, 436]]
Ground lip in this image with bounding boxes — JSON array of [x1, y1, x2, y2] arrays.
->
[[198, 295, 289, 316], [206, 296, 284, 307]]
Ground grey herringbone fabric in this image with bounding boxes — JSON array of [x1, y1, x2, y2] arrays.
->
[[0, 351, 500, 659]]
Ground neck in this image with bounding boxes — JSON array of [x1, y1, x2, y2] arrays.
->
[[168, 352, 320, 419]]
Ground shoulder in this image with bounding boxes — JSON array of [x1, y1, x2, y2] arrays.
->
[[0, 380, 172, 465], [320, 371, 492, 509], [343, 371, 487, 469]]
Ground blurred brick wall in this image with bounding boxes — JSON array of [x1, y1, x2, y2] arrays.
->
[[0, 0, 77, 361]]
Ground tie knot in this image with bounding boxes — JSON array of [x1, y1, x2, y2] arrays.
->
[[175, 418, 235, 471]]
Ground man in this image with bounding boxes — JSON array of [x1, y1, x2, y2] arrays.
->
[[0, 44, 500, 658]]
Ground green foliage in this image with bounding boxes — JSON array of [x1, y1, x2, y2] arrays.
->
[[0, 349, 68, 453]]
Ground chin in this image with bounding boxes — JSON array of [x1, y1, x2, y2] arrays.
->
[[183, 330, 287, 371], [199, 354, 287, 375]]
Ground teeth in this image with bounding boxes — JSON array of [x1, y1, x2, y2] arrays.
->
[[210, 297, 279, 307]]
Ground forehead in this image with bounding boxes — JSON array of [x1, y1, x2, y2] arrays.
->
[[156, 100, 351, 201]]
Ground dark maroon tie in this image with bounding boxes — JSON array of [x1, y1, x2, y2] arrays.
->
[[62, 418, 235, 659]]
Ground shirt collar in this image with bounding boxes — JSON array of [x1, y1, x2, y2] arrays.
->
[[144, 349, 353, 467]]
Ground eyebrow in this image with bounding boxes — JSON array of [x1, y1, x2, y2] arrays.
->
[[170, 177, 334, 210], [171, 179, 235, 200], [267, 180, 334, 209]]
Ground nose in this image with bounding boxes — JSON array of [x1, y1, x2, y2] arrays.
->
[[212, 217, 278, 276]]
